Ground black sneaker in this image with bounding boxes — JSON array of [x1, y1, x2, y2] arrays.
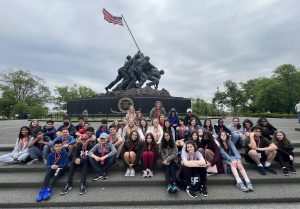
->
[[200, 186, 208, 197], [289, 166, 297, 174], [78, 183, 86, 195], [258, 166, 266, 175], [60, 184, 72, 195], [264, 166, 277, 174], [186, 188, 198, 198], [92, 174, 103, 181], [102, 172, 108, 180], [282, 167, 289, 176]]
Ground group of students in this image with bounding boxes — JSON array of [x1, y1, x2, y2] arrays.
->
[[0, 101, 297, 201]]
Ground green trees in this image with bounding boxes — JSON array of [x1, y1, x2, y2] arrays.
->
[[212, 64, 300, 114], [192, 98, 217, 117], [0, 70, 50, 118], [0, 69, 98, 118], [54, 85, 97, 111]]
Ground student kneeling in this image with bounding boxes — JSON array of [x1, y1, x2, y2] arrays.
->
[[181, 140, 208, 198], [36, 140, 68, 202], [88, 133, 117, 180], [61, 134, 94, 196]]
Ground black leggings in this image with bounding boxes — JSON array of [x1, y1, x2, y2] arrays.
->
[[275, 149, 294, 167], [43, 168, 64, 188], [163, 161, 177, 185], [67, 158, 89, 184], [182, 166, 207, 190]]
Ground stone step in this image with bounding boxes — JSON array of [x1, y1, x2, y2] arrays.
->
[[1, 141, 300, 151], [0, 183, 300, 208], [0, 169, 298, 188], [0, 157, 299, 173]]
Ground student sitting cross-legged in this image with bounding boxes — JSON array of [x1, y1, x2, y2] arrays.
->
[[88, 133, 117, 181], [36, 140, 68, 202], [61, 134, 94, 196]]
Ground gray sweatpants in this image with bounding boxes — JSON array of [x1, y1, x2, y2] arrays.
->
[[28, 145, 50, 161]]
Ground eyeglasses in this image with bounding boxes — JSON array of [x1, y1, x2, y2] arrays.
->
[[261, 121, 267, 122]]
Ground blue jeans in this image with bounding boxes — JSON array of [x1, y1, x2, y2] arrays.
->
[[230, 134, 244, 148], [89, 155, 116, 175]]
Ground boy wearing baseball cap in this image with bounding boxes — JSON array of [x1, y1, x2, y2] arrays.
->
[[88, 133, 117, 180]]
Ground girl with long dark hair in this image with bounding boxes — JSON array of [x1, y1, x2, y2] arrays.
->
[[217, 131, 253, 192], [160, 131, 179, 193], [0, 126, 33, 163], [123, 131, 142, 177], [141, 133, 159, 177]]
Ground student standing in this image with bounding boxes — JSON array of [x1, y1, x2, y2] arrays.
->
[[149, 101, 166, 120]]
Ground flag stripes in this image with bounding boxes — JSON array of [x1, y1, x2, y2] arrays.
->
[[103, 8, 123, 26]]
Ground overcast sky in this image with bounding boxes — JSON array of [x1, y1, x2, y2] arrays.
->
[[0, 0, 299, 101]]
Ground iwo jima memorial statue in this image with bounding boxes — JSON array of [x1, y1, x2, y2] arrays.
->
[[67, 9, 191, 115]]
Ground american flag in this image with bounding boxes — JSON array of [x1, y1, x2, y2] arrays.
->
[[102, 8, 123, 26]]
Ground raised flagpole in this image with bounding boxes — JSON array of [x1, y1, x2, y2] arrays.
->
[[121, 14, 141, 52]]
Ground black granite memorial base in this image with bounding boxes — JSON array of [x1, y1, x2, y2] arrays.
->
[[67, 95, 191, 115]]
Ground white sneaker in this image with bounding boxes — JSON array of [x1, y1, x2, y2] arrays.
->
[[130, 168, 135, 176], [125, 168, 131, 177], [143, 170, 148, 178], [148, 170, 153, 177], [27, 159, 39, 165]]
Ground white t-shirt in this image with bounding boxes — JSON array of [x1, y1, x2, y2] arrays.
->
[[181, 149, 203, 161], [295, 103, 300, 112]]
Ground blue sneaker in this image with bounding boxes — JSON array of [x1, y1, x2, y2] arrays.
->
[[167, 184, 173, 193], [172, 183, 179, 193], [43, 188, 52, 200], [36, 188, 46, 202]]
